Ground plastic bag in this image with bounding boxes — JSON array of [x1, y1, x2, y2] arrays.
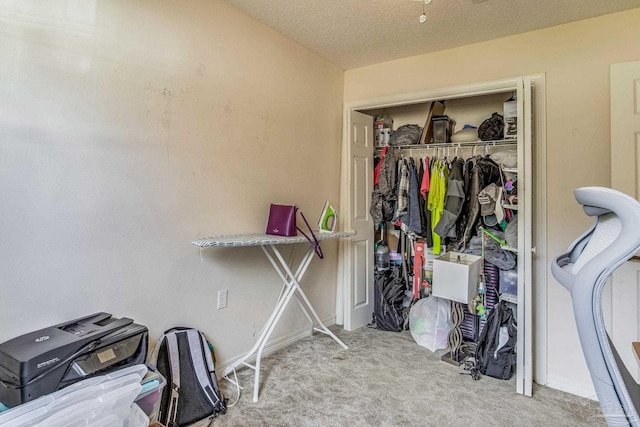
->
[[409, 296, 452, 351]]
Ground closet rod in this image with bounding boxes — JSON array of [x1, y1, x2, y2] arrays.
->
[[381, 140, 518, 150]]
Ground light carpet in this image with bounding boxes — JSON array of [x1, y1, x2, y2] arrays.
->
[[193, 325, 603, 426]]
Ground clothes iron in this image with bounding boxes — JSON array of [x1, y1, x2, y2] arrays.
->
[[318, 201, 336, 232]]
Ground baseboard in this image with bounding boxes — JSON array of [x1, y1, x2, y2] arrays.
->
[[217, 315, 337, 377], [546, 375, 597, 400]]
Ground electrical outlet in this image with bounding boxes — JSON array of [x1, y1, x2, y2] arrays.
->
[[217, 289, 228, 309]]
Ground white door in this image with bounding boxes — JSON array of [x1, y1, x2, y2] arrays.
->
[[342, 110, 375, 331], [611, 61, 640, 199], [607, 61, 640, 382]]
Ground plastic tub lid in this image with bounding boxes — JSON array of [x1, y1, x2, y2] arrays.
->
[[50, 363, 146, 403], [0, 407, 49, 427], [48, 373, 142, 415], [105, 364, 148, 382], [39, 382, 141, 427], [86, 414, 125, 427], [0, 395, 54, 424]]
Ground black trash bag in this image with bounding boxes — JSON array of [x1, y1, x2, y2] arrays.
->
[[475, 301, 517, 380], [478, 113, 504, 141], [370, 267, 407, 332], [389, 124, 422, 146]]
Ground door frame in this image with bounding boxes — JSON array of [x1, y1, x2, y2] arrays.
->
[[336, 75, 548, 390]]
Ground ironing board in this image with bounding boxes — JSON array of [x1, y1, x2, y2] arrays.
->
[[193, 230, 353, 402], [552, 187, 640, 426]]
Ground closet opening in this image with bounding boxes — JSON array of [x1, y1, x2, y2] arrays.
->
[[338, 76, 547, 397]]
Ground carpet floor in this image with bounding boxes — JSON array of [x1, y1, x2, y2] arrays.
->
[[192, 325, 603, 427]]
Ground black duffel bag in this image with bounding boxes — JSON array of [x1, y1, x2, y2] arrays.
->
[[371, 267, 407, 332], [478, 112, 504, 141]]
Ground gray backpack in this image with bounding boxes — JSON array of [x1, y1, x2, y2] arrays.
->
[[152, 328, 226, 426]]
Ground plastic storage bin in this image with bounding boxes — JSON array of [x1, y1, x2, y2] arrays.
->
[[0, 365, 147, 427], [135, 371, 166, 423], [499, 269, 518, 296]]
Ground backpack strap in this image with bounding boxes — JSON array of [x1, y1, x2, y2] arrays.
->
[[165, 332, 182, 426], [187, 330, 222, 408]]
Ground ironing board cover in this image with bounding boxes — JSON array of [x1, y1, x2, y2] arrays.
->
[[193, 231, 354, 248]]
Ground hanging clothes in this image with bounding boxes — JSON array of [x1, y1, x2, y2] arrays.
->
[[434, 157, 465, 239], [416, 159, 429, 239], [456, 156, 503, 250], [420, 157, 433, 248], [370, 147, 397, 226], [428, 159, 448, 255], [455, 156, 480, 245], [393, 157, 410, 222], [399, 157, 423, 236]]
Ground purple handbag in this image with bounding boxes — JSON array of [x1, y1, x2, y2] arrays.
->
[[266, 204, 324, 259], [266, 204, 297, 236]]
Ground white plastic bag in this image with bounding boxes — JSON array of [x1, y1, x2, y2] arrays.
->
[[409, 296, 452, 351]]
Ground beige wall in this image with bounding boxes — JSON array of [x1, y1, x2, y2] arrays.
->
[[0, 0, 344, 365], [345, 8, 640, 395]]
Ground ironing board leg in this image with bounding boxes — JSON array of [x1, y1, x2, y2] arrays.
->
[[223, 243, 331, 402], [263, 246, 316, 331], [271, 246, 348, 350], [220, 250, 298, 383]]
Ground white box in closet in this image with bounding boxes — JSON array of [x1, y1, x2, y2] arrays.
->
[[431, 252, 481, 304]]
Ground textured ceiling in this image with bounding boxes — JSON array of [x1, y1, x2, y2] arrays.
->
[[224, 0, 640, 70]]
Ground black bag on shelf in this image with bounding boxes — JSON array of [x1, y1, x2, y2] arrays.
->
[[371, 267, 407, 332], [478, 112, 504, 141], [388, 124, 422, 146]]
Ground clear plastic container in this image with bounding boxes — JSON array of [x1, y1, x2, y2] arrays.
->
[[126, 401, 150, 427], [0, 395, 54, 425], [38, 381, 141, 427], [86, 414, 125, 427], [1, 375, 143, 427], [375, 244, 390, 271], [134, 372, 166, 423], [499, 269, 518, 296]]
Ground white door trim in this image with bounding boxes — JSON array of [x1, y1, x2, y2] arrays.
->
[[530, 74, 548, 388]]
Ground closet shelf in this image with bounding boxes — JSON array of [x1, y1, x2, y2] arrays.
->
[[503, 203, 519, 211], [502, 167, 518, 173], [376, 139, 518, 151]]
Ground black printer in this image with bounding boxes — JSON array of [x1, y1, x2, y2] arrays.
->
[[0, 312, 148, 408]]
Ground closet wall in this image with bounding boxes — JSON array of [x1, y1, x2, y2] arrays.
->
[[344, 7, 640, 397]]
